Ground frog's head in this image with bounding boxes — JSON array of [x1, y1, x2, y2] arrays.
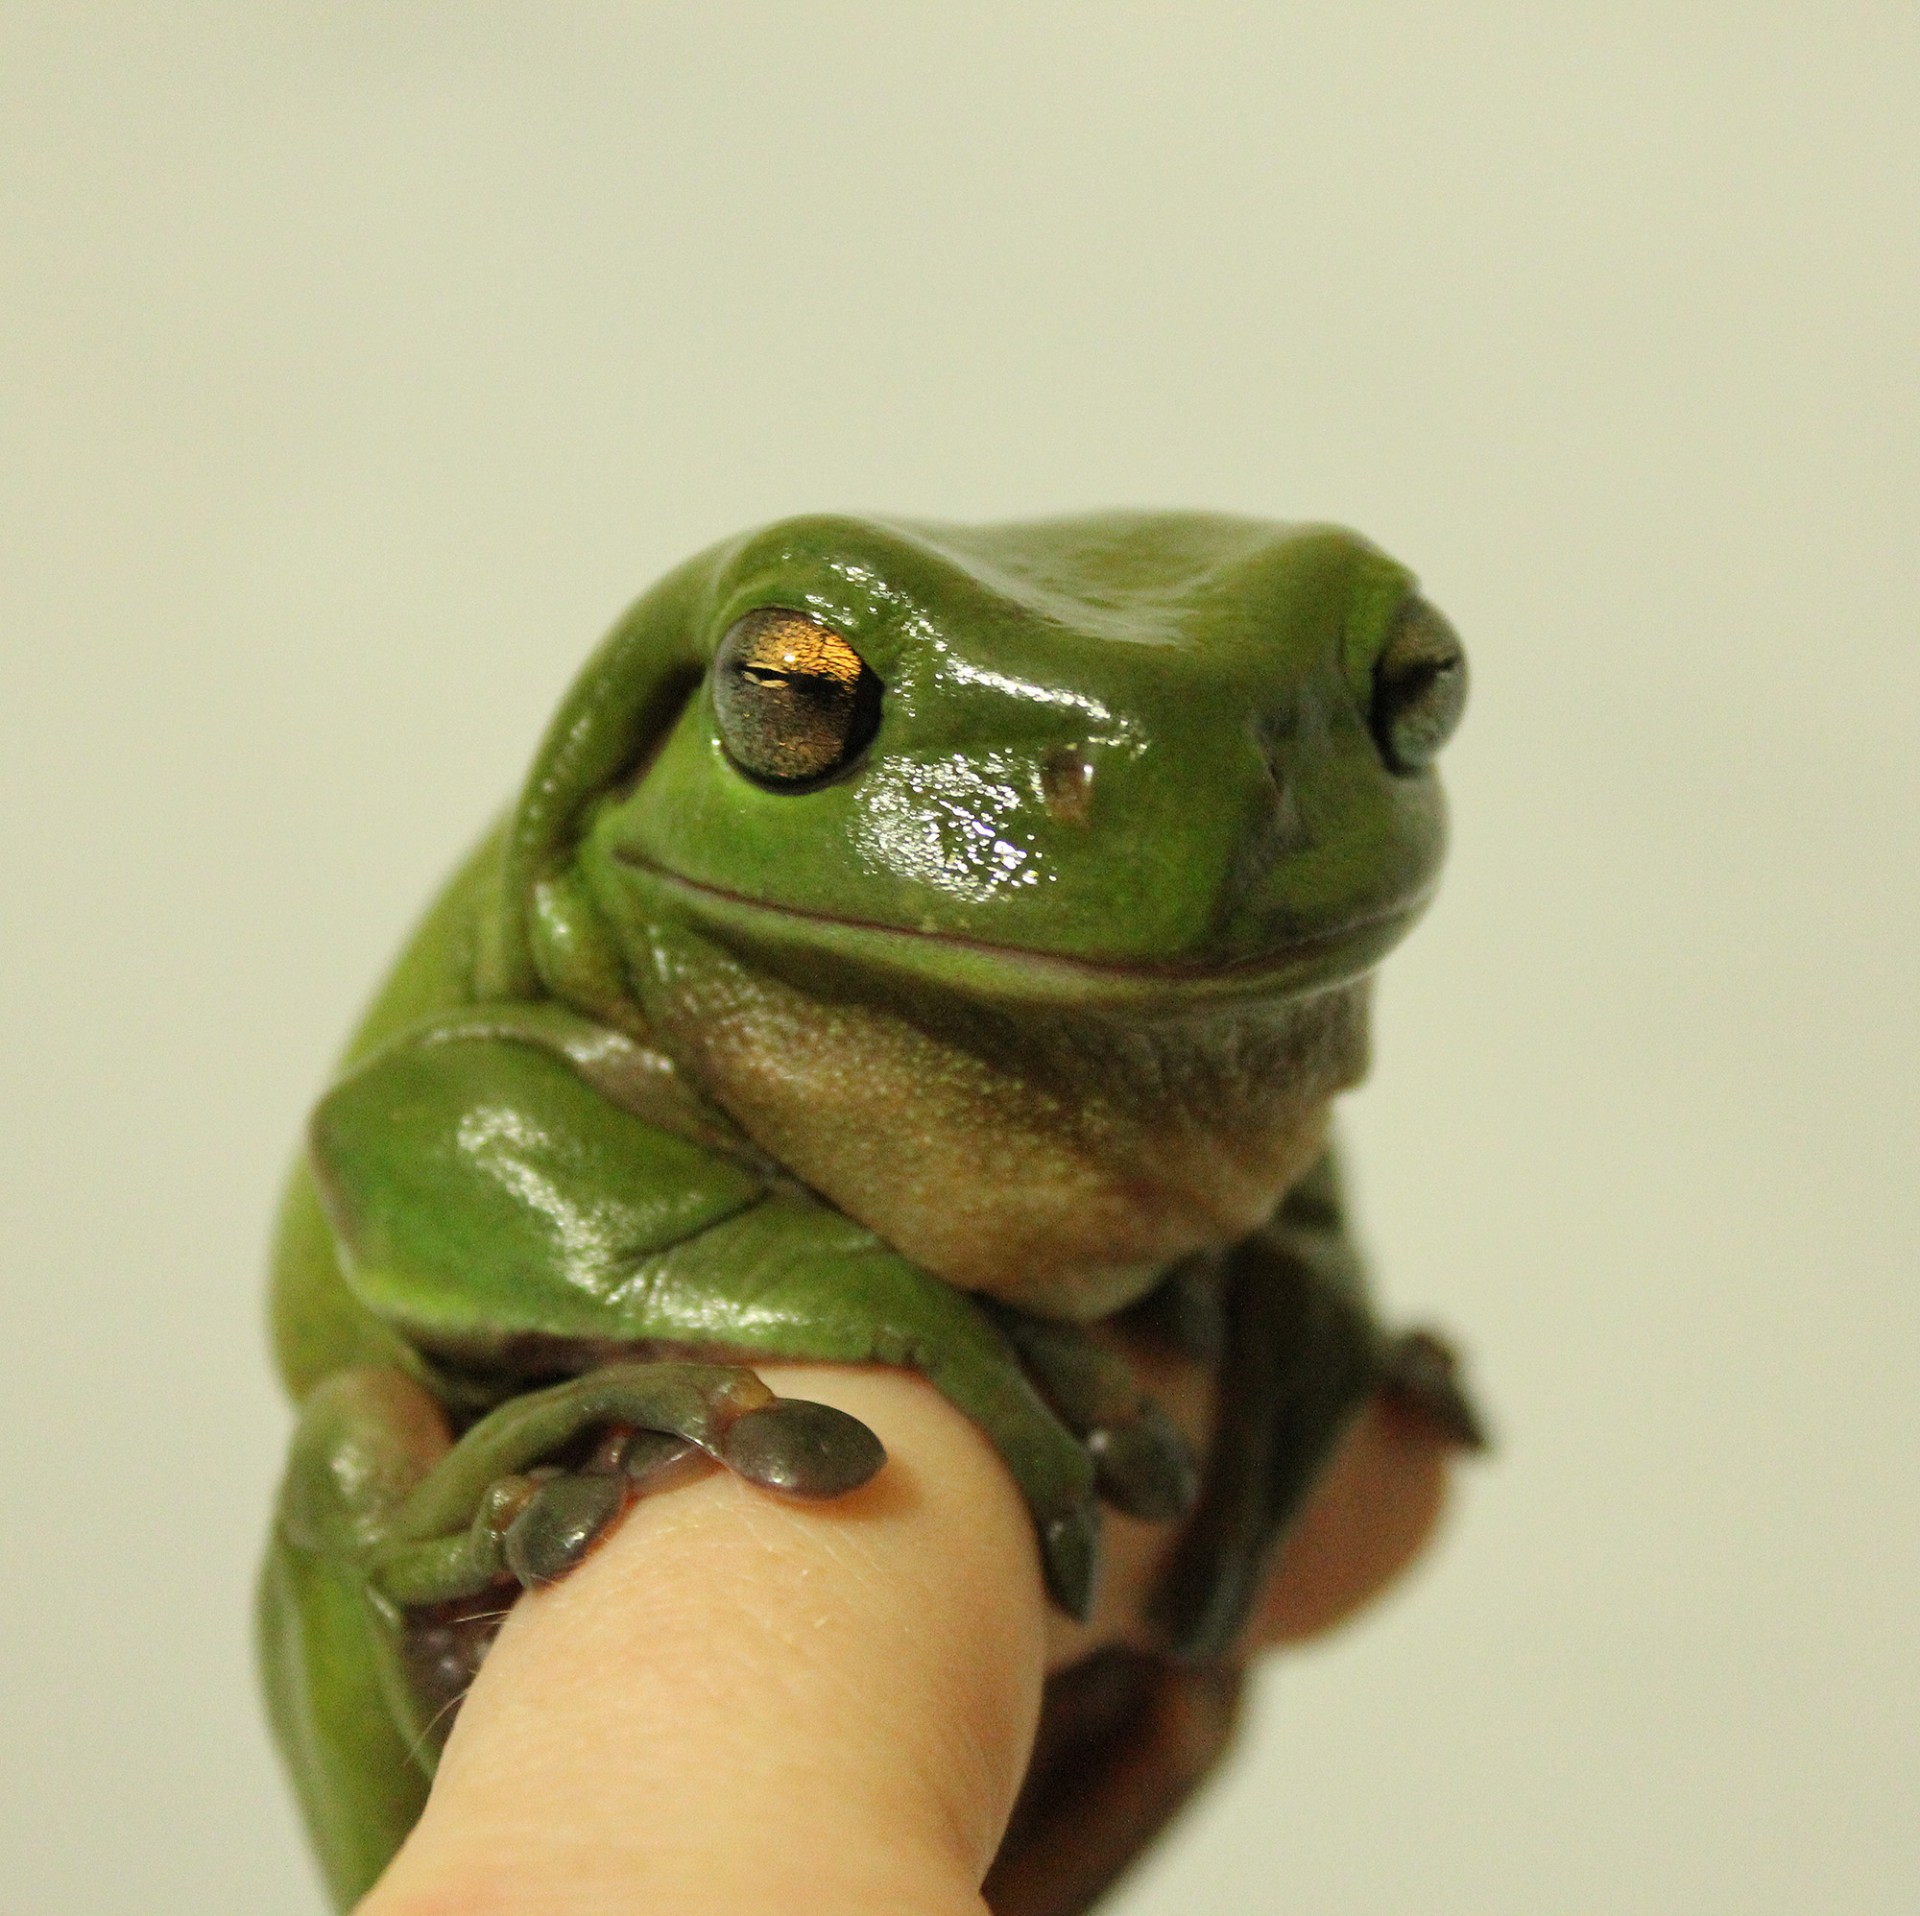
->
[[483, 512, 1465, 1315], [488, 511, 1462, 1009]]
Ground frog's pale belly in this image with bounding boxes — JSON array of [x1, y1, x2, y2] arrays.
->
[[639, 939, 1372, 1320]]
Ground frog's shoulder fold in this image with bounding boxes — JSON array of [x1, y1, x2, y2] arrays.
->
[[309, 1013, 769, 1358]]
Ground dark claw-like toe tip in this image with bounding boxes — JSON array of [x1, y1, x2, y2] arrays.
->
[[503, 1472, 628, 1590], [720, 1400, 887, 1500], [1383, 1329, 1492, 1452], [1041, 1503, 1102, 1622], [1087, 1403, 1202, 1523]]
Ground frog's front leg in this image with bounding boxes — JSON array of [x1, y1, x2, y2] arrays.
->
[[982, 1303, 1202, 1525], [368, 1360, 884, 1606]]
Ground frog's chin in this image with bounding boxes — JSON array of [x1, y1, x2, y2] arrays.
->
[[608, 850, 1429, 1015]]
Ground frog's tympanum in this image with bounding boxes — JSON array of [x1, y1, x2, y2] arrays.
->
[[260, 512, 1483, 1915]]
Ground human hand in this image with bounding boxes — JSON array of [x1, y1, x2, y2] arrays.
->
[[358, 1359, 1456, 1916]]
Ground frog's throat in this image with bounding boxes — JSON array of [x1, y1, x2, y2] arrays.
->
[[609, 848, 1428, 1016], [604, 865, 1376, 1322]]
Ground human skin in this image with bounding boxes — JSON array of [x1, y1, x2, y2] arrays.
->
[[358, 1361, 1452, 1916]]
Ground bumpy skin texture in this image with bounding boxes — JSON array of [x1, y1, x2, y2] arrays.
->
[[260, 512, 1479, 1913]]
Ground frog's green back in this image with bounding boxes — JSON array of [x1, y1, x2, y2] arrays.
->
[[269, 826, 507, 1398]]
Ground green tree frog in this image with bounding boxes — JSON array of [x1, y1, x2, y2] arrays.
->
[[259, 511, 1482, 1912]]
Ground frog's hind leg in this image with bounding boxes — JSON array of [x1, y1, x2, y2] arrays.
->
[[259, 1368, 455, 1912], [1145, 1149, 1490, 1665], [1145, 1226, 1386, 1664]]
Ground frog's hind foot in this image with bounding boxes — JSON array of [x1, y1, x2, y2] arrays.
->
[[986, 1308, 1202, 1526], [1378, 1328, 1490, 1451]]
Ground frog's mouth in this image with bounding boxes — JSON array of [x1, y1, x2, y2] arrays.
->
[[609, 848, 1430, 1014]]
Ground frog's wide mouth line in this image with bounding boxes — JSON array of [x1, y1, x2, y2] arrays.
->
[[609, 847, 1428, 1008]]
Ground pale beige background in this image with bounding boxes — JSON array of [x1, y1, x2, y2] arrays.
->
[[2, 6, 1915, 1911]]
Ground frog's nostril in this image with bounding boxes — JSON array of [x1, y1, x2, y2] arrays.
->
[[1040, 745, 1096, 826]]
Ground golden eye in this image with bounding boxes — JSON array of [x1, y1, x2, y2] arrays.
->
[[712, 608, 883, 788]]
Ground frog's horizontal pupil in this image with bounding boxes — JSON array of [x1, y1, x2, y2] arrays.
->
[[713, 607, 883, 788]]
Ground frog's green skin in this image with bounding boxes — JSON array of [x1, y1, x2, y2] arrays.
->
[[259, 512, 1474, 1911]]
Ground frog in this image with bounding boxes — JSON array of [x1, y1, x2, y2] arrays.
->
[[258, 510, 1483, 1914]]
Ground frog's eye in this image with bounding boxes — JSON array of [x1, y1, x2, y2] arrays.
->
[[1371, 597, 1467, 773], [712, 608, 884, 790]]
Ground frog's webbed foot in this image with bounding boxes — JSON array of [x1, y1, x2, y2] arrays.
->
[[1378, 1326, 1490, 1452], [984, 1305, 1202, 1527], [367, 1363, 885, 1611]]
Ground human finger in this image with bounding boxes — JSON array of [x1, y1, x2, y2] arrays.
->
[[357, 1363, 1052, 1916]]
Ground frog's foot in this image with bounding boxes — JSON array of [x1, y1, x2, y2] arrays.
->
[[1378, 1328, 1489, 1451], [986, 1308, 1201, 1526], [368, 1363, 886, 1610]]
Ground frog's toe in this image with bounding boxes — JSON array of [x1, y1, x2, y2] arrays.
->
[[615, 1427, 710, 1493], [986, 1305, 1201, 1526], [1042, 1501, 1102, 1622], [504, 1472, 629, 1589], [719, 1399, 888, 1499], [1379, 1328, 1489, 1451], [1086, 1399, 1202, 1523], [494, 1399, 885, 1584]]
